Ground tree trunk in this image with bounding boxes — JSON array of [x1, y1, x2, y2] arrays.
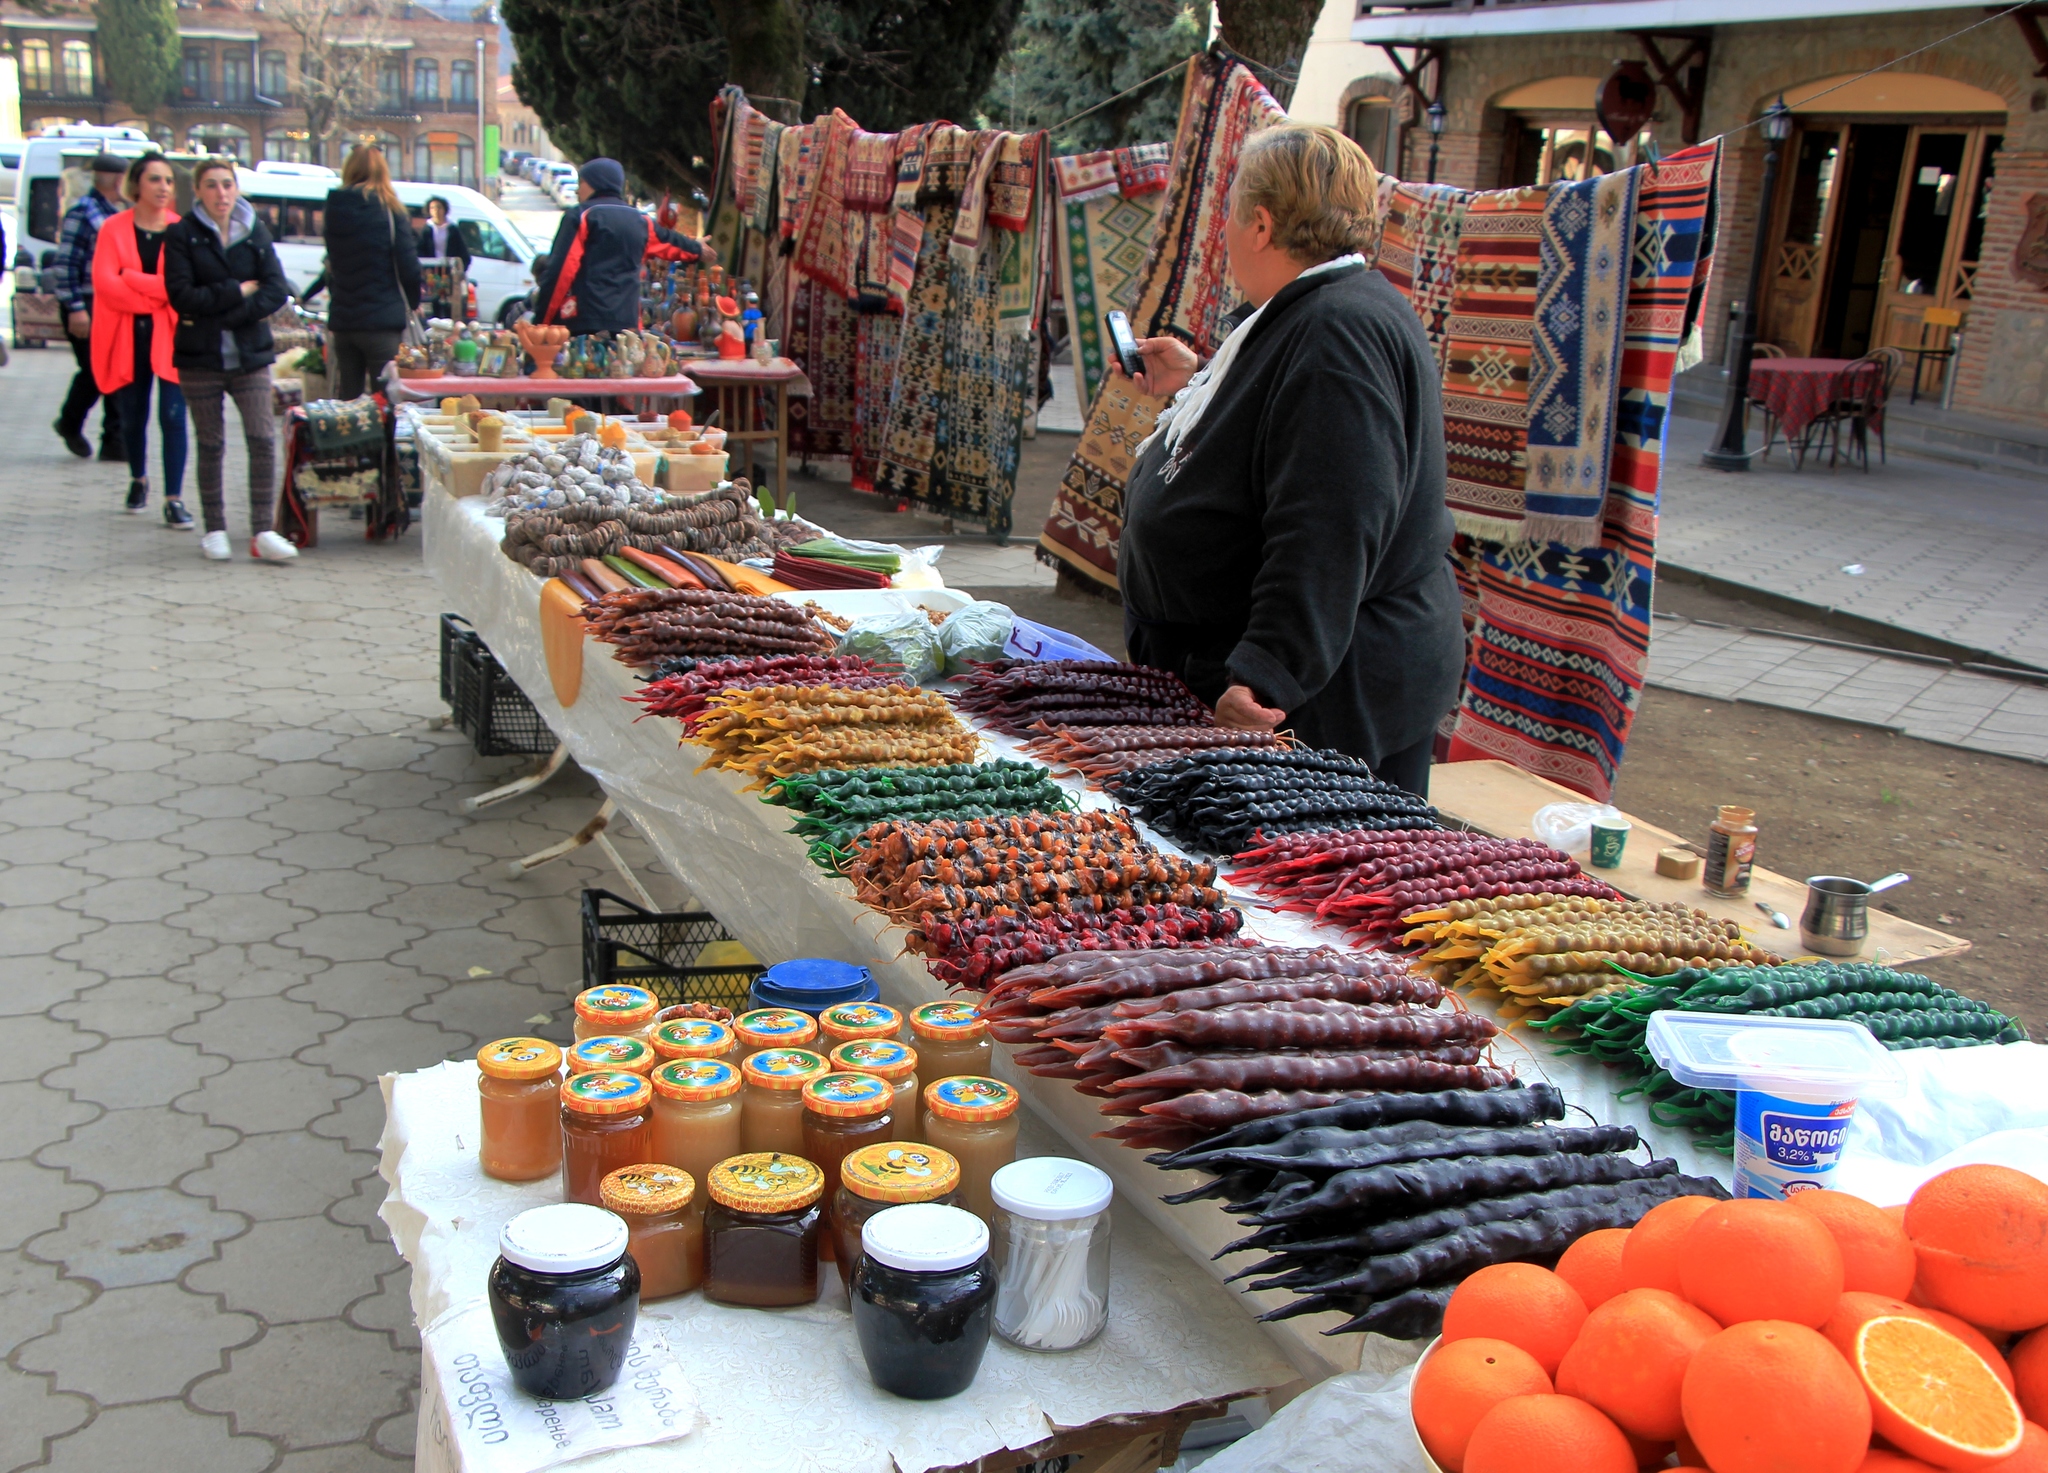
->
[[707, 0, 807, 117], [1215, 0, 1321, 108]]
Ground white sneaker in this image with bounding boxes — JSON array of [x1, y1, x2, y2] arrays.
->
[[251, 531, 299, 563], [200, 530, 231, 561]]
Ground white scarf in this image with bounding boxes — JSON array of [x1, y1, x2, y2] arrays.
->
[[1142, 253, 1366, 458]]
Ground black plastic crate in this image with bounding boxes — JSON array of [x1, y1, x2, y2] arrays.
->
[[580, 889, 763, 1013], [439, 613, 555, 757]]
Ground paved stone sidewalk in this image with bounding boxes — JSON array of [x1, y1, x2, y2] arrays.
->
[[0, 349, 679, 1470]]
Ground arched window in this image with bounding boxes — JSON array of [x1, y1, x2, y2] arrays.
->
[[414, 58, 439, 103], [414, 129, 473, 186], [260, 51, 287, 99], [187, 122, 249, 160], [59, 39, 93, 97], [18, 40, 52, 94], [450, 59, 475, 105], [1344, 96, 1399, 172]]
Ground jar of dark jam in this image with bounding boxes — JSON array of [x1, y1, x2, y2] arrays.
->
[[850, 1202, 996, 1400], [487, 1202, 640, 1399], [703, 1152, 824, 1308]]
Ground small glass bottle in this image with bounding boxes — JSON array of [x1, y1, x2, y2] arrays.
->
[[909, 1002, 992, 1099], [733, 1007, 820, 1062], [477, 1036, 564, 1183], [573, 984, 659, 1042], [850, 1203, 996, 1399], [921, 1078, 1020, 1224], [488, 1203, 639, 1398], [829, 1039, 921, 1142], [800, 1072, 894, 1210], [566, 1035, 657, 1077], [559, 1070, 654, 1208], [819, 1002, 903, 1050], [989, 1157, 1113, 1352], [703, 1152, 824, 1308], [1705, 805, 1760, 896], [651, 1017, 738, 1064], [650, 1058, 744, 1190], [832, 1141, 960, 1308], [599, 1163, 704, 1299], [739, 1047, 828, 1157]]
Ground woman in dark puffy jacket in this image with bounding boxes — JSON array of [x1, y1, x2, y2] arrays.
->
[[164, 157, 296, 563], [319, 145, 419, 398]]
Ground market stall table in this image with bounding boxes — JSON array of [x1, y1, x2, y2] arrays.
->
[[388, 373, 703, 413], [679, 358, 813, 511], [1746, 356, 1859, 462]]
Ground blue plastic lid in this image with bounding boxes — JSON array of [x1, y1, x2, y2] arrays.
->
[[748, 958, 878, 1015]]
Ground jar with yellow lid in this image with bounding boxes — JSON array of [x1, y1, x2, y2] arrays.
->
[[921, 1077, 1019, 1223], [477, 1037, 564, 1182], [819, 1002, 903, 1049], [800, 1072, 894, 1211], [909, 1002, 991, 1098], [650, 1058, 743, 1190], [829, 1039, 921, 1142], [573, 984, 659, 1042], [565, 1035, 656, 1077], [703, 1153, 824, 1307], [650, 1017, 737, 1064], [559, 1070, 654, 1207], [733, 1007, 819, 1061], [600, 1163, 703, 1299], [830, 1142, 960, 1307], [739, 1047, 828, 1157]]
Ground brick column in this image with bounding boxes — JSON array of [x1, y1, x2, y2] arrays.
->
[[1952, 148, 2048, 421], [1699, 133, 1766, 371]]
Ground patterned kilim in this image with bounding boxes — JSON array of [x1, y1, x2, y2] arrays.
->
[[792, 112, 857, 297], [1115, 143, 1171, 197], [786, 275, 858, 461], [1375, 183, 1468, 372], [778, 124, 817, 241], [1058, 184, 1165, 408], [1055, 151, 1119, 203], [1447, 142, 1721, 800], [852, 310, 901, 491], [1440, 187, 1544, 541]]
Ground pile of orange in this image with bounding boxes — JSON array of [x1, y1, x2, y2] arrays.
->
[[1409, 1165, 2048, 1473]]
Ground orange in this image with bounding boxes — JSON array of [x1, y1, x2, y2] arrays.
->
[[1826, 1292, 2017, 1394], [2013, 1331, 2048, 1425], [1412, 1337, 1553, 1473], [1682, 1321, 1872, 1473], [1621, 1195, 1721, 1294], [1792, 1190, 1920, 1298], [1556, 1288, 1722, 1441], [1905, 1166, 2048, 1333], [1855, 1314, 2025, 1469], [1986, 1423, 2048, 1472], [1557, 1227, 1632, 1310], [1622, 1429, 1673, 1469], [1441, 1263, 1588, 1378], [1858, 1452, 1944, 1471], [1680, 1199, 1845, 1328], [1462, 1393, 1635, 1473]]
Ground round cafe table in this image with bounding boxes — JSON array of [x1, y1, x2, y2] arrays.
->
[[1746, 357, 1862, 464]]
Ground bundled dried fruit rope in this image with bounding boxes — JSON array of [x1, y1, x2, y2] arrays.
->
[[759, 759, 1076, 870], [500, 480, 796, 574], [914, 905, 1248, 989], [1020, 724, 1291, 782], [580, 588, 834, 664], [1108, 748, 1442, 854], [691, 684, 976, 784], [627, 655, 902, 729], [950, 660, 1212, 736]]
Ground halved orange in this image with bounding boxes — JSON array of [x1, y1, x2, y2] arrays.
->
[[1855, 1315, 2025, 1469]]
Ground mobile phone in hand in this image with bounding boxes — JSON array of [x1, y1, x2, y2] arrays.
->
[[1106, 310, 1143, 379]]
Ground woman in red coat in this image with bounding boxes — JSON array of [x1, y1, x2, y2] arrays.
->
[[92, 153, 189, 525]]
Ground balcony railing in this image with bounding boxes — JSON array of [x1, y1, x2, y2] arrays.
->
[[20, 85, 111, 104]]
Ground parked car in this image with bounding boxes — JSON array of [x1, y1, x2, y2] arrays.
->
[[502, 150, 531, 176]]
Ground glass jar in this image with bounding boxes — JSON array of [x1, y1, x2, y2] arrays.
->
[[560, 1070, 655, 1208], [909, 1002, 992, 1098], [650, 1058, 743, 1189], [739, 1047, 827, 1157], [990, 1157, 1113, 1352], [829, 1040, 921, 1142], [703, 1152, 824, 1308], [573, 984, 659, 1042], [831, 1141, 961, 1309], [566, 1035, 656, 1077], [733, 1007, 819, 1062], [850, 1203, 996, 1400], [488, 1203, 640, 1397], [600, 1163, 704, 1300], [922, 1077, 1020, 1224], [819, 1001, 903, 1050], [477, 1037, 564, 1182], [800, 1072, 893, 1212], [651, 1017, 737, 1064]]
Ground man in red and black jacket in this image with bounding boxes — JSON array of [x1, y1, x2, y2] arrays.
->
[[532, 158, 709, 335]]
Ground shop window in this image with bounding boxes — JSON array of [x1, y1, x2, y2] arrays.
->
[[451, 59, 475, 105], [221, 52, 251, 106], [182, 49, 209, 101], [60, 39, 93, 97], [414, 130, 473, 186], [18, 40, 52, 94], [265, 128, 312, 164], [414, 59, 439, 103], [260, 50, 287, 98], [189, 123, 248, 160], [1507, 125, 1634, 186]]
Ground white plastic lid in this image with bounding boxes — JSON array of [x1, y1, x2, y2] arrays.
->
[[1646, 1011, 1906, 1096], [861, 1202, 989, 1273], [991, 1157, 1114, 1222], [498, 1203, 631, 1275]]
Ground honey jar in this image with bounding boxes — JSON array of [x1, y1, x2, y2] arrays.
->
[[573, 984, 659, 1042], [703, 1152, 824, 1308], [800, 1072, 894, 1210], [921, 1077, 1019, 1224], [565, 1035, 656, 1077], [739, 1047, 828, 1157], [650, 1057, 744, 1190], [599, 1163, 704, 1299], [829, 1039, 921, 1142], [909, 1002, 991, 1099], [477, 1037, 563, 1183], [651, 1017, 737, 1064], [733, 1007, 820, 1062], [559, 1070, 654, 1208], [819, 1002, 903, 1049]]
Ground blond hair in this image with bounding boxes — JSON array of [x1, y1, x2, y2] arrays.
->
[[341, 144, 403, 214], [1230, 123, 1381, 263]]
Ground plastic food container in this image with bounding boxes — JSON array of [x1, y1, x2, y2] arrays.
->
[[747, 958, 879, 1016], [1646, 1011, 1904, 1199], [850, 1203, 996, 1400], [488, 1203, 639, 1398], [989, 1157, 1113, 1352]]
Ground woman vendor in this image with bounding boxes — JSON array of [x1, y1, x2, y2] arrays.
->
[[1116, 123, 1463, 799]]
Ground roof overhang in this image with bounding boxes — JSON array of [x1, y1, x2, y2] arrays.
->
[[1353, 0, 1978, 43]]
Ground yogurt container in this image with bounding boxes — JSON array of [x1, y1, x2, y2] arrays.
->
[[1646, 1011, 1904, 1199]]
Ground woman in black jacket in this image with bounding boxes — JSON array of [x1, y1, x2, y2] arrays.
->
[[1115, 124, 1463, 798], [164, 158, 297, 563], [320, 145, 419, 398]]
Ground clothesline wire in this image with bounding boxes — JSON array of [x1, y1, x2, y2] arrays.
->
[[1044, 56, 1201, 136]]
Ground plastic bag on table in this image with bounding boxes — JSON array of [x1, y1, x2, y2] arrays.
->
[[1002, 615, 1114, 665], [841, 608, 944, 686], [938, 600, 1015, 675], [1532, 801, 1625, 854]]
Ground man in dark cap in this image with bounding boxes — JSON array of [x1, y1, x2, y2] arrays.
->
[[51, 152, 129, 459], [532, 157, 709, 337]]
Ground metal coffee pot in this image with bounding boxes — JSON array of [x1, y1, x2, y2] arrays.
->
[[1800, 872, 1910, 958]]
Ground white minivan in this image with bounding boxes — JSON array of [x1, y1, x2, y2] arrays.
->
[[14, 125, 161, 266]]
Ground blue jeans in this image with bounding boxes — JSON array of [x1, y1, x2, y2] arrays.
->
[[117, 335, 187, 497]]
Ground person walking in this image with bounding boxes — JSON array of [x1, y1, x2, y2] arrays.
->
[[51, 152, 127, 461], [417, 195, 471, 318], [92, 153, 188, 524], [533, 158, 706, 336], [164, 157, 298, 564], [321, 145, 420, 398]]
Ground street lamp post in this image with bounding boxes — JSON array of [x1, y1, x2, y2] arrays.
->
[[1426, 99, 1446, 184], [1703, 96, 1795, 472], [476, 36, 486, 194]]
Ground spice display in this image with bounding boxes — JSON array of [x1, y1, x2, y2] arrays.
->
[[629, 656, 903, 732], [692, 685, 979, 784], [488, 1203, 640, 1398], [818, 1002, 903, 1048], [830, 1040, 922, 1140], [559, 1070, 656, 1207], [949, 660, 1211, 736], [582, 588, 834, 666], [1107, 748, 1443, 853], [1704, 804, 1760, 896], [703, 1153, 826, 1308], [920, 1078, 1020, 1223], [989, 1157, 1114, 1352], [733, 1007, 820, 1059], [651, 1017, 737, 1062], [739, 1047, 829, 1156], [477, 1037, 564, 1183], [573, 984, 660, 1041], [801, 1071, 895, 1212], [850, 1203, 997, 1399], [566, 1035, 657, 1076], [650, 1058, 744, 1188], [1020, 723, 1292, 783], [600, 1163, 704, 1299], [761, 760, 1074, 869], [907, 1002, 994, 1097], [831, 1143, 962, 1306]]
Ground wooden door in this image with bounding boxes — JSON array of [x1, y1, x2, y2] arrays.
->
[[1761, 123, 1848, 353], [1872, 126, 1988, 370]]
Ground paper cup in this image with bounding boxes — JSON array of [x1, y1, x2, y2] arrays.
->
[[1589, 818, 1631, 869]]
